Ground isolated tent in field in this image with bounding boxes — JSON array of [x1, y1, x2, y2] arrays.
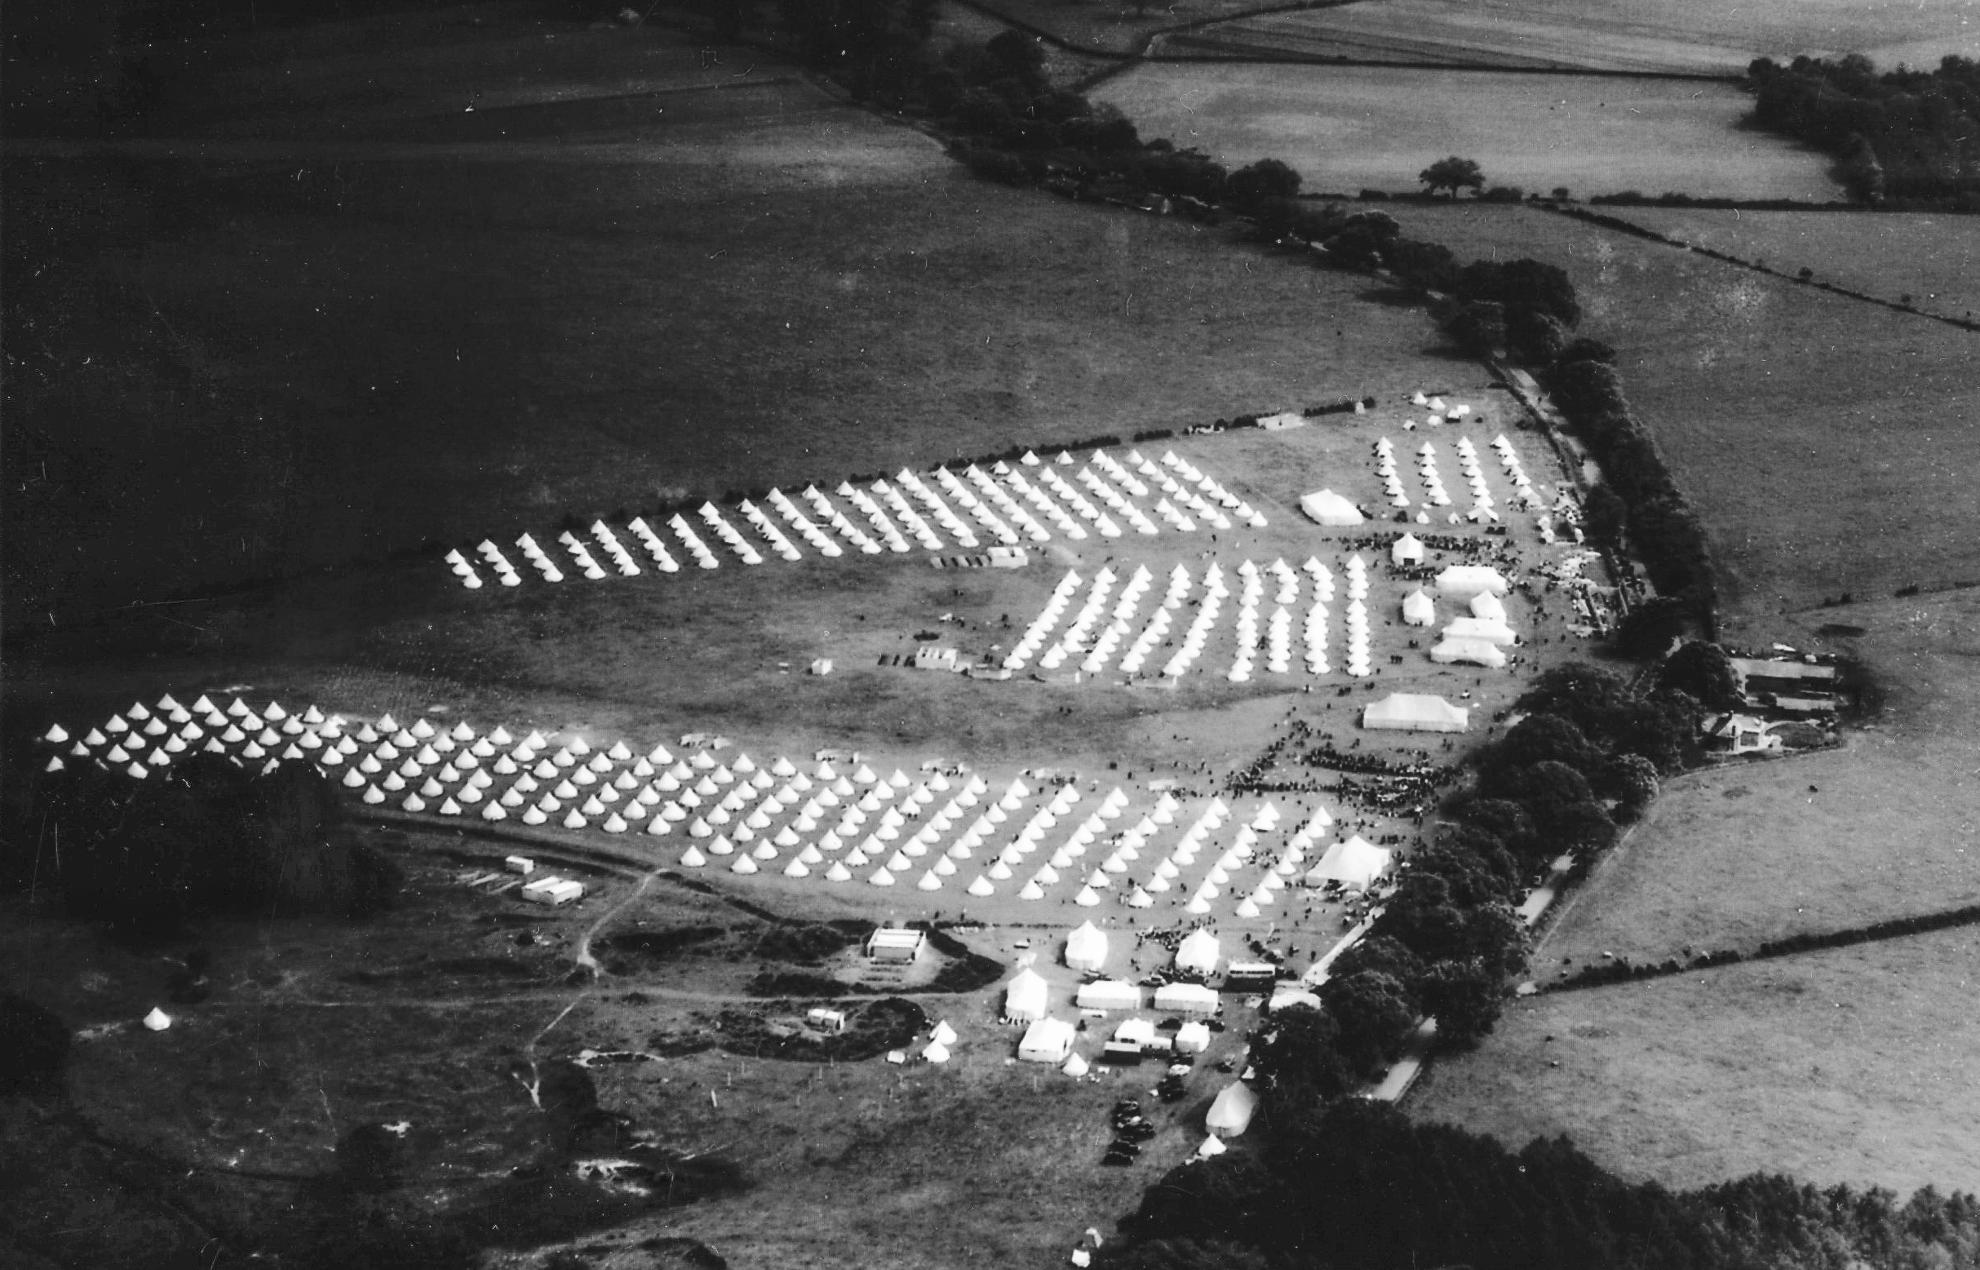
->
[[1363, 692, 1470, 734], [1205, 1080, 1259, 1137], [1061, 1051, 1090, 1077], [1298, 489, 1364, 527], [923, 1041, 950, 1064], [1195, 1133, 1227, 1160], [1005, 968, 1050, 1022], [142, 1007, 172, 1032], [1064, 921, 1109, 973], [1305, 836, 1393, 891], [1174, 929, 1221, 977], [1018, 1016, 1077, 1063], [1401, 589, 1436, 627]]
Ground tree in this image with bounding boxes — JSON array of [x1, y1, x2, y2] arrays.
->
[[1319, 971, 1418, 1077], [1507, 306, 1567, 365], [1481, 714, 1602, 785], [1419, 155, 1485, 198], [1612, 593, 1688, 657], [1661, 640, 1740, 709], [1250, 1004, 1355, 1099], [1581, 483, 1630, 552], [1556, 335, 1617, 368], [1445, 299, 1506, 356], [1418, 958, 1505, 1050], [1386, 237, 1458, 291], [1225, 158, 1302, 211], [1603, 753, 1661, 821]]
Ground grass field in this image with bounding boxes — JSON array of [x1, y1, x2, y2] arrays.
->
[[963, 0, 1293, 56], [1595, 206, 1980, 323], [1093, 65, 1841, 201], [1400, 203, 1980, 621], [1409, 923, 1980, 1195], [1163, 0, 1980, 74], [5, 18, 1472, 625]]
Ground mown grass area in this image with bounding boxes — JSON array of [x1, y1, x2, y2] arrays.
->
[[1409, 923, 1980, 1195], [1164, 0, 1980, 74], [1402, 202, 1980, 622], [1093, 65, 1840, 201], [1596, 206, 1980, 323]]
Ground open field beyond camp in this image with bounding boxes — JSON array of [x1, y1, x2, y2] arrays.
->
[[1402, 203, 1980, 621], [1598, 206, 1980, 323], [1410, 923, 1980, 1196], [3, 18, 1460, 627], [1159, 0, 1980, 75], [1093, 65, 1842, 202]]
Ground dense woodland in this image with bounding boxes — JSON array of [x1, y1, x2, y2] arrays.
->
[[1747, 55, 1980, 207], [1103, 1101, 1980, 1270]]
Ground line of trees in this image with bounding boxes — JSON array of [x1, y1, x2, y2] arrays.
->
[[1103, 1099, 1980, 1270], [1544, 341, 1717, 619], [1246, 662, 1696, 1103], [1747, 54, 1980, 206]]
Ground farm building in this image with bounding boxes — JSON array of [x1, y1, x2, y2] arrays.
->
[[1075, 979, 1142, 1011], [1174, 929, 1221, 977], [1004, 968, 1050, 1022], [806, 1007, 847, 1033], [1306, 836, 1393, 892], [865, 927, 926, 962], [1154, 982, 1220, 1015], [1363, 693, 1470, 733], [1702, 712, 1783, 754], [1205, 1081, 1259, 1137], [1064, 920, 1109, 972], [1017, 1016, 1077, 1063]]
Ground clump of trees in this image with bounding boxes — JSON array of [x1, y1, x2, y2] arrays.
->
[[1105, 1099, 1980, 1270], [1747, 54, 1980, 206], [15, 755, 400, 933]]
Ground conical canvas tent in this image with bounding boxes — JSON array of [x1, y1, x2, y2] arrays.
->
[[1205, 1081, 1259, 1137], [1401, 589, 1437, 627], [1305, 836, 1393, 891], [1174, 929, 1221, 977], [1064, 921, 1109, 972]]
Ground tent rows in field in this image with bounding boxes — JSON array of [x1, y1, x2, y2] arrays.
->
[[1371, 430, 1554, 525], [38, 696, 1384, 925], [1005, 554, 1517, 681], [444, 447, 1268, 589]]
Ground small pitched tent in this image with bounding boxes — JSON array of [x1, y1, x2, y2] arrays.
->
[[1018, 1017, 1077, 1063], [1004, 969, 1049, 1023], [1363, 692, 1470, 734], [1298, 489, 1364, 527], [1064, 921, 1109, 973], [1401, 589, 1436, 627], [1391, 533, 1425, 566], [1205, 1081, 1259, 1137]]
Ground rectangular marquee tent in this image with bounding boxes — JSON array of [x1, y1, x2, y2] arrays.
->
[[1018, 1017, 1077, 1063], [1363, 692, 1470, 733]]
